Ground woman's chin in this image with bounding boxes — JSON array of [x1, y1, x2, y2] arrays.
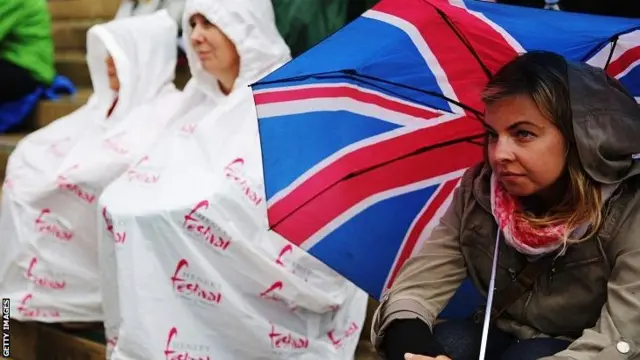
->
[[501, 180, 535, 197]]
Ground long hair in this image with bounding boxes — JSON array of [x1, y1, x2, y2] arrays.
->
[[481, 51, 603, 244]]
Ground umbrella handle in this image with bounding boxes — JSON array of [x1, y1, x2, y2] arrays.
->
[[478, 231, 501, 360]]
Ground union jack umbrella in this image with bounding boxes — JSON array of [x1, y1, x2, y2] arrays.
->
[[251, 0, 640, 314]]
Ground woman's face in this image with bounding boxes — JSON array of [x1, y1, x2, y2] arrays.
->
[[189, 14, 240, 78], [484, 95, 567, 197], [105, 56, 119, 92]]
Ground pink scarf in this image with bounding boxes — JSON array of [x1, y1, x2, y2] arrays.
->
[[490, 175, 569, 256]]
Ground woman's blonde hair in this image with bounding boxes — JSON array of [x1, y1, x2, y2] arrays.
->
[[481, 51, 603, 244]]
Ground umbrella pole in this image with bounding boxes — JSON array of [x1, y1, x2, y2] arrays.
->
[[478, 231, 501, 360]]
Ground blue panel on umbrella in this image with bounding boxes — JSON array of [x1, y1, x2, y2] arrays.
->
[[619, 64, 640, 97], [308, 184, 438, 297], [463, 0, 640, 61], [257, 16, 455, 112], [260, 111, 401, 200], [440, 278, 484, 320]]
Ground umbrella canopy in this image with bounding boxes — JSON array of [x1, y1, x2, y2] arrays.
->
[[252, 0, 640, 300]]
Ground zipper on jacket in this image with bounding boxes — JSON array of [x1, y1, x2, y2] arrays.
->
[[542, 256, 560, 294], [508, 268, 517, 282], [521, 291, 534, 320], [546, 266, 556, 294]]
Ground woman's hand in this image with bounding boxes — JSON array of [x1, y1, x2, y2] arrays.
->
[[404, 354, 452, 360]]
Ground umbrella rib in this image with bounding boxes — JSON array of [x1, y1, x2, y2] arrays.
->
[[274, 72, 457, 115], [431, 6, 493, 80], [580, 25, 640, 62], [328, 73, 455, 114], [344, 71, 485, 119], [344, 133, 485, 179], [603, 36, 619, 71], [252, 70, 353, 86], [269, 133, 485, 231], [255, 71, 484, 119]]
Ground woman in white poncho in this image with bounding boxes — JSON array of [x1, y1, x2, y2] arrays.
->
[[98, 0, 369, 359], [0, 11, 182, 322]]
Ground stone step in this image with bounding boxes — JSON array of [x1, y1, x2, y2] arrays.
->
[[48, 0, 120, 20], [2, 298, 378, 359], [33, 89, 93, 129], [8, 320, 106, 360], [56, 51, 191, 90], [6, 319, 376, 360], [55, 51, 91, 88], [0, 134, 27, 182], [53, 19, 104, 52]]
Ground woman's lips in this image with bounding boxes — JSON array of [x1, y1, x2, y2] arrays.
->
[[197, 51, 211, 59], [499, 172, 524, 181]]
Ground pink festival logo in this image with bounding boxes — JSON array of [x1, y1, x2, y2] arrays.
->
[[224, 158, 263, 207], [170, 259, 222, 305], [25, 257, 66, 290], [102, 207, 126, 244], [35, 209, 74, 241], [260, 281, 284, 301], [268, 323, 309, 350], [327, 322, 360, 349], [179, 122, 198, 135], [164, 327, 211, 360], [127, 156, 160, 184], [48, 136, 72, 157], [274, 244, 311, 282], [275, 244, 293, 267], [103, 131, 130, 155], [56, 164, 96, 204], [183, 200, 231, 251], [106, 336, 118, 348], [3, 177, 14, 190], [260, 281, 298, 311], [17, 294, 60, 318]]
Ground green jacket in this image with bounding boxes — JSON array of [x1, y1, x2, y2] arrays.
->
[[273, 0, 378, 57], [0, 0, 55, 85]]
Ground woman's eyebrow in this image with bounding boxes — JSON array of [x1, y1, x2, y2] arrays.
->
[[507, 121, 542, 130]]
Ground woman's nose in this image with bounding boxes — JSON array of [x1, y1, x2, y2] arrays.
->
[[493, 137, 516, 163], [190, 26, 204, 43]]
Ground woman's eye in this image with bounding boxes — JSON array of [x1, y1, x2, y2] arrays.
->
[[202, 19, 213, 28], [485, 132, 497, 141], [515, 130, 535, 139]]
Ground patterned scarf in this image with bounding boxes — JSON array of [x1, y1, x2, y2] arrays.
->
[[490, 175, 569, 256]]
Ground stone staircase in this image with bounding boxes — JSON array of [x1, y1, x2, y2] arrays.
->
[[1, 1, 378, 359]]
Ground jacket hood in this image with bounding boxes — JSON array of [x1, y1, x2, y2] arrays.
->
[[566, 61, 640, 184], [86, 10, 178, 119], [181, 0, 291, 98]]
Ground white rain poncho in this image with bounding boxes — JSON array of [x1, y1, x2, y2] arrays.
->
[[0, 10, 182, 322], [98, 0, 369, 359]]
